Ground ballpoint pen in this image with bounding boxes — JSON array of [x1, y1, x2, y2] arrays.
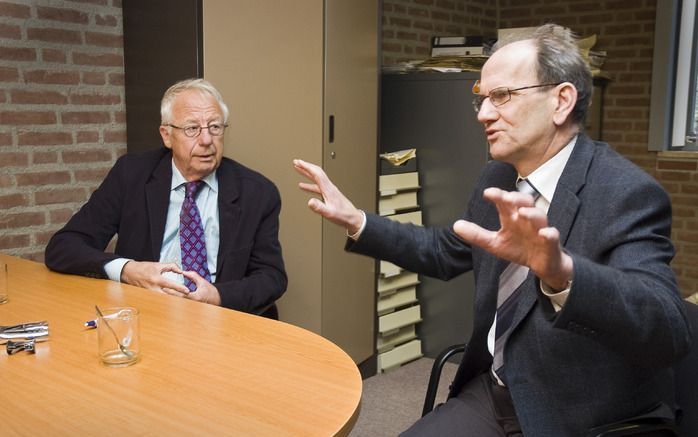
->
[[85, 308, 130, 329]]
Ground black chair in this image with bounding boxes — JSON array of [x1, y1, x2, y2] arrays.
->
[[422, 301, 698, 436], [422, 343, 466, 417], [257, 303, 279, 320]]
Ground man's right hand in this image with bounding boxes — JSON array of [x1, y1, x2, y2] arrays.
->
[[293, 159, 364, 235], [120, 260, 191, 296]]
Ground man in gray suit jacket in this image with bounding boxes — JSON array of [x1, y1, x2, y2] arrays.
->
[[294, 24, 691, 435]]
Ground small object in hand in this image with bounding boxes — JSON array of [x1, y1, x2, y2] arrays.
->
[[6, 339, 36, 355]]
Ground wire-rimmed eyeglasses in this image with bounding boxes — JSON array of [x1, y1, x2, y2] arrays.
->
[[471, 81, 562, 113], [165, 123, 228, 138]]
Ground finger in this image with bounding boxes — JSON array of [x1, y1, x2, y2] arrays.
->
[[293, 158, 313, 170], [538, 226, 561, 244], [453, 219, 495, 249], [483, 187, 535, 208], [293, 159, 324, 181], [182, 270, 206, 287], [482, 187, 503, 199], [488, 190, 535, 218], [307, 198, 330, 217], [182, 271, 210, 295], [161, 287, 187, 298], [293, 160, 315, 180], [298, 182, 322, 195], [297, 160, 334, 191], [160, 262, 183, 274], [517, 207, 549, 230], [182, 270, 200, 279], [506, 191, 536, 207], [159, 277, 190, 295], [179, 274, 206, 301], [483, 188, 518, 219]]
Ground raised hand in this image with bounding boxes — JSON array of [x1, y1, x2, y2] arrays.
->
[[293, 159, 365, 235], [453, 187, 573, 290]]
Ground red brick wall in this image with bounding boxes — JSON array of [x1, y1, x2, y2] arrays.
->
[[658, 156, 698, 297], [0, 0, 125, 261], [383, 0, 698, 297], [382, 0, 497, 65]]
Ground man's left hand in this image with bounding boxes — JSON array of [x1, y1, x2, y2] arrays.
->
[[453, 187, 573, 291], [162, 271, 222, 306]]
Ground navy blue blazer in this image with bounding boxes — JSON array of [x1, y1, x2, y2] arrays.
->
[[349, 134, 692, 435], [45, 148, 287, 316]]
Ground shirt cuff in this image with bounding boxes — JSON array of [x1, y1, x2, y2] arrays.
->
[[104, 258, 132, 282], [540, 280, 572, 312], [347, 210, 367, 240]]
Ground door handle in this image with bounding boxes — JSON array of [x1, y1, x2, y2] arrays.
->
[[329, 115, 335, 143]]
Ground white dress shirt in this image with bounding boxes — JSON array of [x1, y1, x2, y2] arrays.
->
[[104, 160, 220, 285], [486, 135, 578, 361]]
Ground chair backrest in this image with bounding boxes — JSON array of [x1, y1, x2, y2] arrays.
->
[[675, 300, 698, 435]]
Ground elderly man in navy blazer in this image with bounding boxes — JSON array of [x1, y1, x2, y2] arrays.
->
[[295, 24, 691, 435], [46, 79, 286, 318]]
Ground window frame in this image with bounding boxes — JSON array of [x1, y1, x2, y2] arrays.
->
[[686, 11, 698, 146], [649, 0, 698, 151]]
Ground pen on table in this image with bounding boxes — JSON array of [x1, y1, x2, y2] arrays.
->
[[84, 308, 128, 328]]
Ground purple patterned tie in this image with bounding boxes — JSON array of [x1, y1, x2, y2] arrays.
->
[[180, 181, 211, 291]]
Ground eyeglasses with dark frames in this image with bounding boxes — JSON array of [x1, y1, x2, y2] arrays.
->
[[471, 81, 562, 113], [165, 123, 228, 138]]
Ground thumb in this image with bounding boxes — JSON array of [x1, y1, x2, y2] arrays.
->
[[453, 219, 492, 249], [182, 270, 202, 288], [308, 198, 329, 216]]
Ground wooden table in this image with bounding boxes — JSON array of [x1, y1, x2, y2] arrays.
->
[[0, 254, 361, 436]]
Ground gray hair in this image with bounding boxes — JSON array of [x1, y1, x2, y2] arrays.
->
[[494, 24, 593, 126], [160, 78, 230, 125]]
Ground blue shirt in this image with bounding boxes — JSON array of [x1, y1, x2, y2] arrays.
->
[[104, 160, 220, 284]]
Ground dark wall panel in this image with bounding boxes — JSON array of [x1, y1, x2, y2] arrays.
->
[[123, 0, 203, 154]]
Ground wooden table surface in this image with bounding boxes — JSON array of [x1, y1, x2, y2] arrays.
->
[[0, 254, 361, 436]]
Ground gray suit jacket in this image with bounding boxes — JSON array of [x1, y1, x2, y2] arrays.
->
[[349, 134, 692, 435]]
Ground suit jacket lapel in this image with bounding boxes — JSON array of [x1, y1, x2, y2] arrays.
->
[[145, 152, 173, 261], [547, 134, 593, 245], [215, 160, 241, 274]]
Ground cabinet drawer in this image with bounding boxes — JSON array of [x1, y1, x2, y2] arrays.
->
[[379, 191, 419, 216], [377, 286, 417, 315], [386, 210, 422, 225], [379, 172, 419, 195], [378, 272, 419, 296], [376, 325, 417, 353], [378, 304, 421, 335], [380, 260, 402, 278], [378, 339, 422, 371]]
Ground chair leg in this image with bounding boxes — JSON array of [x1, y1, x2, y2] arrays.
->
[[422, 344, 466, 417]]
